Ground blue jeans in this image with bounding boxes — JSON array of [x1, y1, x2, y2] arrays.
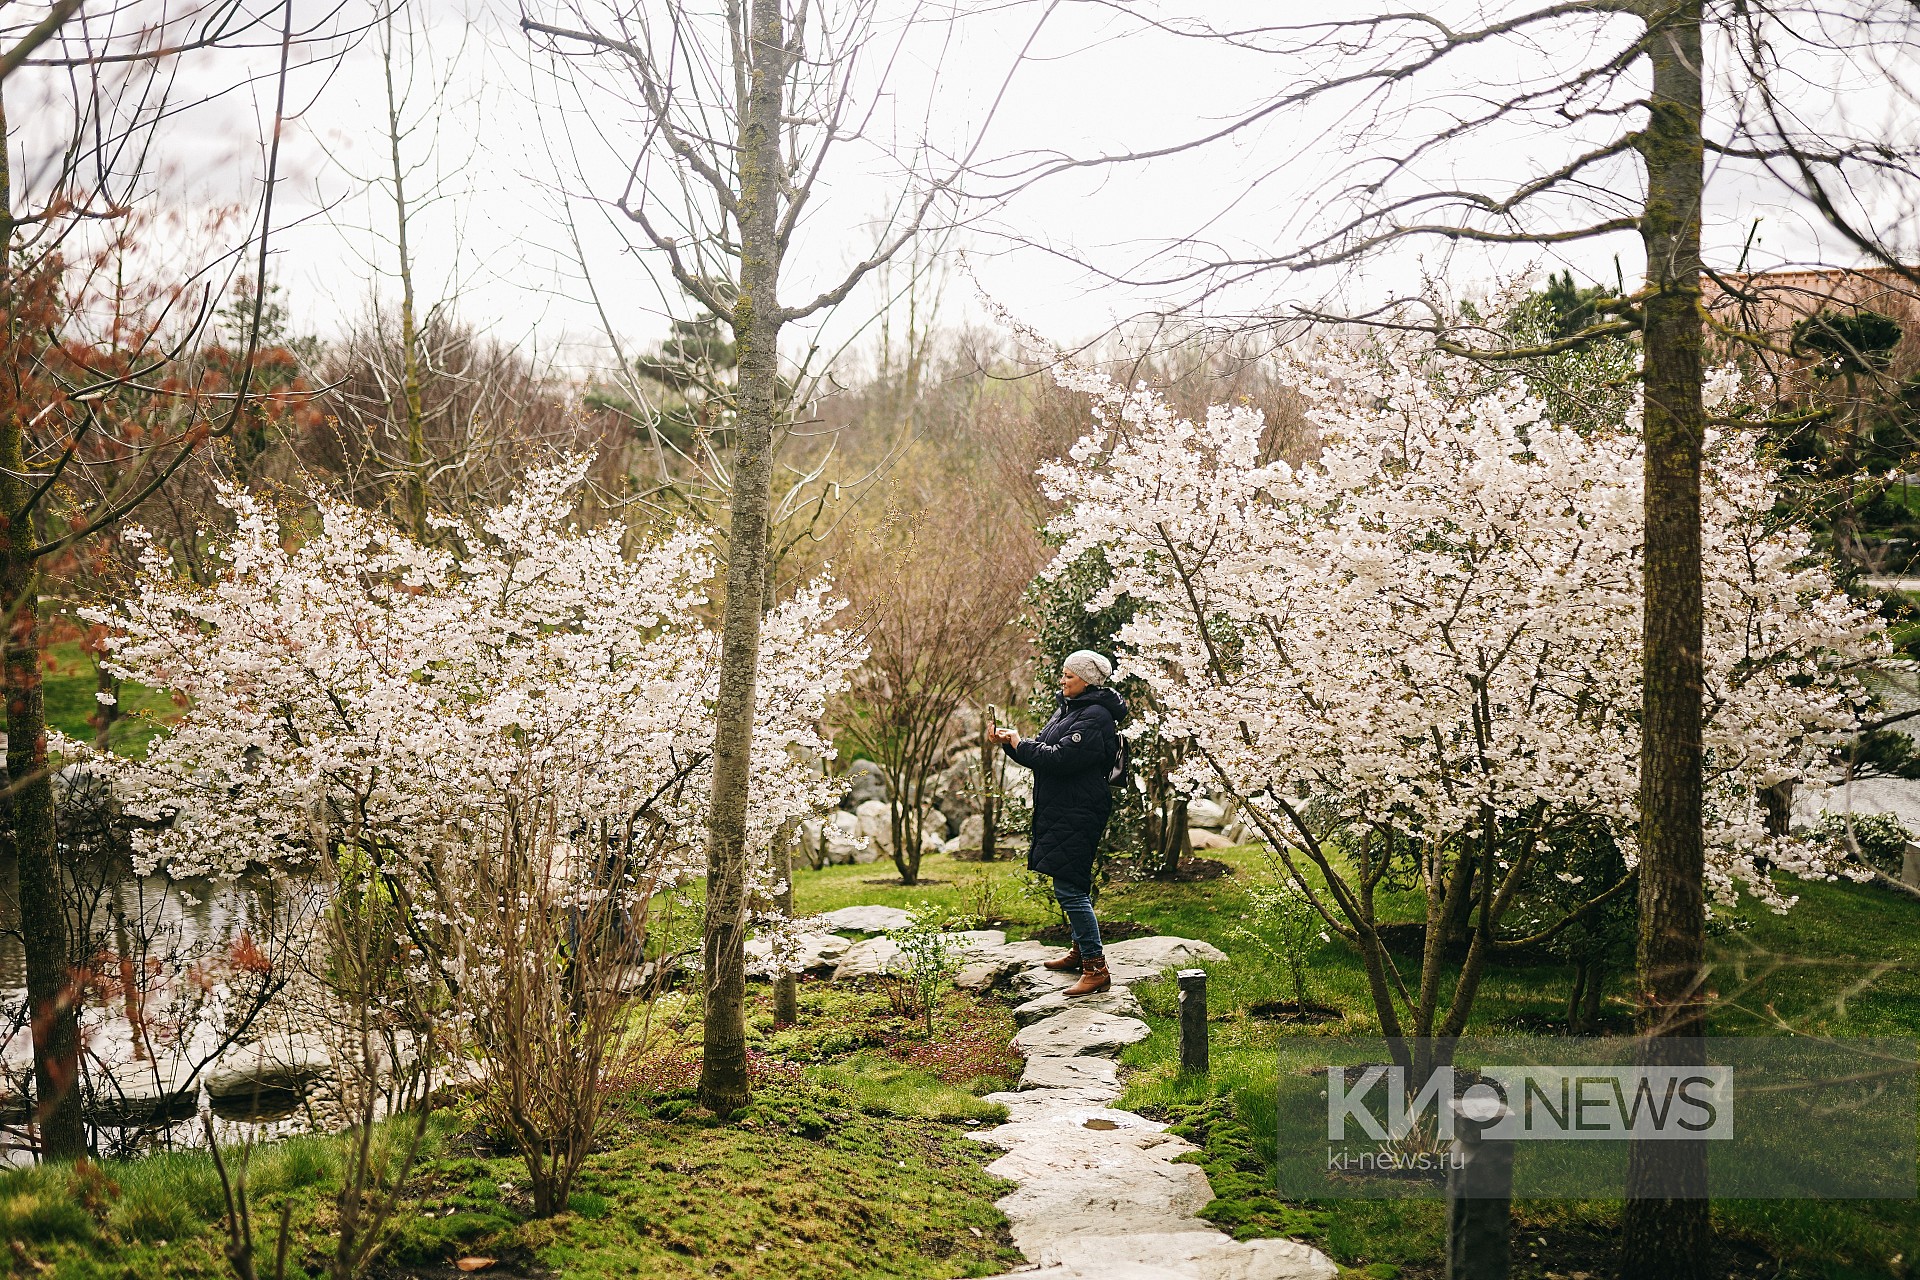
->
[[1052, 879, 1104, 962]]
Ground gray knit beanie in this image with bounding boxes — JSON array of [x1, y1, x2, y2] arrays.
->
[[1063, 649, 1113, 687]]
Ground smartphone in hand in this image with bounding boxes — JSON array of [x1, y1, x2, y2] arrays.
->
[[986, 703, 1002, 730]]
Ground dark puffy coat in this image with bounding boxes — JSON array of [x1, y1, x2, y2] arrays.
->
[[1002, 686, 1127, 892]]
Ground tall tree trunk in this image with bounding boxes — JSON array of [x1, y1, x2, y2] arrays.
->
[[698, 0, 785, 1118], [2, 557, 80, 1160], [1623, 2, 1711, 1271], [0, 90, 86, 1162]]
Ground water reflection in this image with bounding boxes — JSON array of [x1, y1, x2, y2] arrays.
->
[[2, 837, 325, 1160]]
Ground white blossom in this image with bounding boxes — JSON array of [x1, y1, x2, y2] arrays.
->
[[80, 459, 865, 902], [1040, 330, 1883, 911]]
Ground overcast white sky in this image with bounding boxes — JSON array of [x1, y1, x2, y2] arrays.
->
[[31, 0, 1919, 372]]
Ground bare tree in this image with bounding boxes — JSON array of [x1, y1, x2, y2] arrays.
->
[[520, 0, 1041, 1115], [1, 0, 352, 1159], [835, 487, 1037, 885], [983, 4, 1920, 1270], [314, 310, 616, 518], [311, 0, 483, 540]]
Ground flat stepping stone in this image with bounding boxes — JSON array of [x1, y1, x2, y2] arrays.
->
[[1010, 960, 1156, 1001], [1011, 1008, 1150, 1059], [969, 943, 1337, 1280], [1019, 1055, 1120, 1092], [832, 929, 1005, 980], [1102, 936, 1229, 971], [955, 941, 1057, 992], [982, 1088, 1125, 1124], [972, 1105, 1337, 1280], [946, 928, 1008, 950], [1014, 986, 1142, 1026], [1035, 1232, 1338, 1279], [817, 904, 911, 933], [831, 935, 901, 979]]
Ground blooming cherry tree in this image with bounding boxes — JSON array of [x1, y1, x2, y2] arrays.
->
[[1040, 329, 1882, 1055], [82, 456, 861, 922]]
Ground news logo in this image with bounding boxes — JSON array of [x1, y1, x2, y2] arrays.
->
[[1326, 1063, 1733, 1142]]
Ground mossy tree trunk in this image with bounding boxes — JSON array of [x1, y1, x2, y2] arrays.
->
[[698, 0, 787, 1118], [1623, 1, 1711, 1271]]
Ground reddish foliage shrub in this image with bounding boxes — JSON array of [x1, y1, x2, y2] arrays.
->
[[886, 1004, 1021, 1086]]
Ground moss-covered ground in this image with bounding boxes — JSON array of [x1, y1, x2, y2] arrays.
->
[[2, 982, 1024, 1279]]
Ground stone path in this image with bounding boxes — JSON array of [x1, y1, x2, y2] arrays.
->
[[964, 933, 1336, 1280], [742, 906, 1336, 1276]]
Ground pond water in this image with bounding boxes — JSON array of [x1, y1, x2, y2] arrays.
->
[[1, 847, 328, 1159]]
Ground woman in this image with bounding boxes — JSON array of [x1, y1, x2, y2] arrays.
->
[[991, 649, 1126, 996]]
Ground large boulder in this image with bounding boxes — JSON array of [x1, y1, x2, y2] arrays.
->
[[1221, 814, 1261, 846], [745, 931, 850, 978], [832, 935, 903, 980], [1011, 1008, 1151, 1059], [1102, 935, 1229, 971], [818, 904, 912, 933], [950, 706, 985, 742], [89, 1061, 203, 1127], [206, 1034, 332, 1109], [943, 812, 1029, 859], [855, 800, 893, 857], [954, 941, 1057, 992], [1185, 797, 1227, 829], [797, 818, 826, 868], [823, 810, 864, 864], [1188, 828, 1234, 851], [931, 753, 982, 827], [851, 800, 945, 858], [948, 812, 985, 853], [840, 759, 889, 811]]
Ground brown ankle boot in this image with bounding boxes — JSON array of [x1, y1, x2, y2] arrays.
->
[[1063, 957, 1111, 997], [1043, 944, 1083, 973]]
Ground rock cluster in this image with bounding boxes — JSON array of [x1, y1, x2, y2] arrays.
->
[[807, 751, 1037, 863]]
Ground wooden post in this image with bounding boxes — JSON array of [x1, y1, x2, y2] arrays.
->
[[1177, 968, 1208, 1076], [772, 834, 798, 1025], [1902, 841, 1920, 890], [1446, 1092, 1515, 1280]]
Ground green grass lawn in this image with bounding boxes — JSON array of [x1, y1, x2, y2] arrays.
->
[[40, 639, 179, 758], [796, 845, 1920, 1279], [0, 1080, 1022, 1280]]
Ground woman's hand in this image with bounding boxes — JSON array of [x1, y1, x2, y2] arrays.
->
[[991, 726, 1020, 749]]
